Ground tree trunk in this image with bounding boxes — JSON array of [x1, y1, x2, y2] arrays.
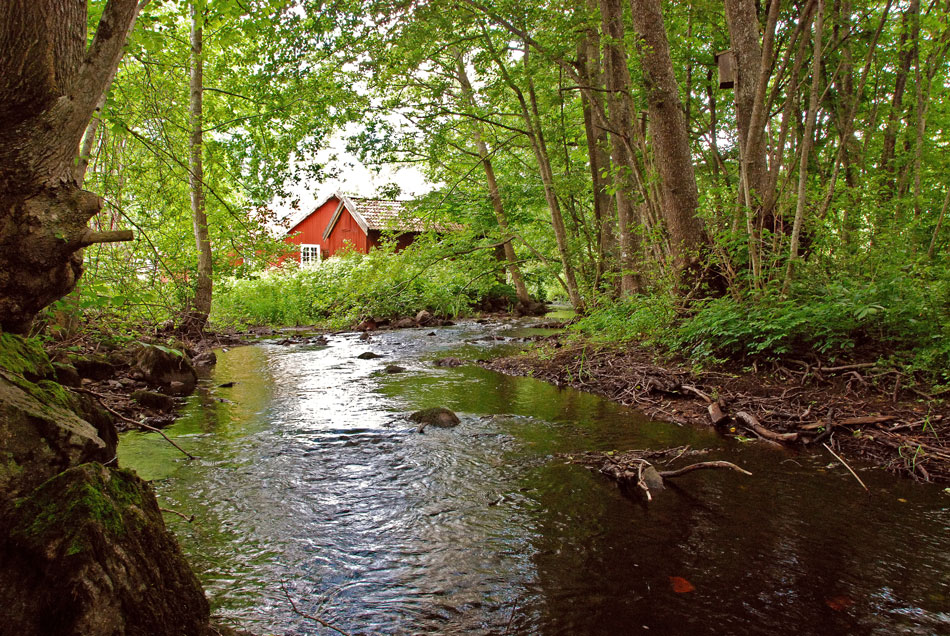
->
[[577, 19, 618, 290], [599, 0, 644, 295], [523, 65, 584, 310], [0, 0, 142, 333], [188, 2, 213, 333], [454, 57, 532, 306], [723, 0, 772, 213], [481, 31, 584, 310], [629, 0, 705, 278], [879, 0, 918, 187], [783, 0, 823, 294]]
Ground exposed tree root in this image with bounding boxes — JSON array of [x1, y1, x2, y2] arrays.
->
[[488, 340, 950, 483], [563, 446, 752, 500]]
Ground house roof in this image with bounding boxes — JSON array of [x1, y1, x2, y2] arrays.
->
[[286, 190, 461, 239]]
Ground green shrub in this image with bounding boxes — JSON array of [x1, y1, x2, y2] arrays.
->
[[211, 241, 511, 328]]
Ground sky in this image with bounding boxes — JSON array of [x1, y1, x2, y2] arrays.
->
[[274, 123, 434, 223]]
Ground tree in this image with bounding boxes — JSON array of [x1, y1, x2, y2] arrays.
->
[[188, 0, 213, 332], [629, 0, 705, 280], [0, 0, 144, 333]]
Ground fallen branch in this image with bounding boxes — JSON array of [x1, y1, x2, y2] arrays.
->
[[708, 402, 729, 426], [823, 442, 869, 491], [159, 507, 195, 522], [837, 415, 896, 426], [658, 461, 753, 479], [70, 387, 196, 460], [280, 582, 350, 636], [680, 384, 712, 403], [736, 411, 799, 442]]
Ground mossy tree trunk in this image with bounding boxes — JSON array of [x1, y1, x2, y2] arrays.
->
[[0, 0, 142, 333]]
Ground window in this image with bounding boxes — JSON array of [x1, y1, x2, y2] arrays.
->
[[300, 244, 321, 266]]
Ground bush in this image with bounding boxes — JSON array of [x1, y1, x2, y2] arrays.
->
[[568, 266, 950, 387], [211, 242, 511, 328]]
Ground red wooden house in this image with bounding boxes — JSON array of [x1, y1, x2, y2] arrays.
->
[[283, 191, 437, 265]]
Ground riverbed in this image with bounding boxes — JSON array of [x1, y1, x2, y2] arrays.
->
[[119, 317, 950, 635]]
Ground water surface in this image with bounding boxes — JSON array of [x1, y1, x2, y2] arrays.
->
[[120, 318, 950, 635]]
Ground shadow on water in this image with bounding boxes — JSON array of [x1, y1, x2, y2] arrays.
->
[[119, 317, 950, 635]]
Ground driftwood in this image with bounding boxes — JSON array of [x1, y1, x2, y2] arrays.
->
[[566, 447, 752, 501], [735, 411, 799, 442]]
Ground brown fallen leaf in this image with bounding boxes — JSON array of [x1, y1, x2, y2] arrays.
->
[[669, 576, 695, 593], [825, 595, 854, 611]]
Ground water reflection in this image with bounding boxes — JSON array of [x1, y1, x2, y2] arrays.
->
[[119, 318, 950, 635]]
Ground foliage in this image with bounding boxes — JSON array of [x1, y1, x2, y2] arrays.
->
[[572, 258, 950, 386], [211, 239, 517, 328]]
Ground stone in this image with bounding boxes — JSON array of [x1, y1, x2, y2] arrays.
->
[[0, 464, 211, 635], [415, 310, 433, 325], [393, 318, 415, 329], [409, 407, 461, 433], [356, 319, 377, 332], [0, 370, 111, 501], [70, 354, 114, 381], [0, 333, 53, 380], [132, 344, 197, 397], [131, 390, 176, 412], [191, 350, 216, 368], [384, 365, 406, 373], [52, 362, 81, 388], [166, 381, 188, 396], [359, 332, 371, 341], [357, 352, 384, 360]]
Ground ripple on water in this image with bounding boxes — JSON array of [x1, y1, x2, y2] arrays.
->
[[119, 319, 950, 635]]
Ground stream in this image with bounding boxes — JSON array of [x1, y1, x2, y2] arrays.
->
[[119, 316, 950, 635]]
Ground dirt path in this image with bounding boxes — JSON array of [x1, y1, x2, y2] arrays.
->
[[485, 339, 950, 483]]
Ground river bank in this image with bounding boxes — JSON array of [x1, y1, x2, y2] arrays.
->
[[486, 337, 950, 483]]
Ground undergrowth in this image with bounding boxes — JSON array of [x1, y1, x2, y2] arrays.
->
[[573, 265, 950, 388], [211, 243, 515, 329]]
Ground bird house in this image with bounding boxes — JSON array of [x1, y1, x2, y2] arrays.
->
[[716, 50, 736, 89]]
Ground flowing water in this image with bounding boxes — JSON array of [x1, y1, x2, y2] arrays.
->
[[119, 317, 950, 635]]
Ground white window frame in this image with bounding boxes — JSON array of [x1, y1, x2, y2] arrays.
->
[[300, 244, 321, 266]]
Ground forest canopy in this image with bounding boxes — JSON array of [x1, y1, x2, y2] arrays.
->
[[14, 0, 949, 383]]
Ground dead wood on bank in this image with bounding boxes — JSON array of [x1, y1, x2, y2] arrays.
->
[[563, 446, 752, 501], [487, 340, 950, 483]]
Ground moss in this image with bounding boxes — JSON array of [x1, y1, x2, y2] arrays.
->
[[11, 464, 149, 556], [0, 452, 24, 483], [33, 379, 73, 410], [0, 332, 53, 380]]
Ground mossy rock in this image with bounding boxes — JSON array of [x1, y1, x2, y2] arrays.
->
[[52, 361, 81, 387], [0, 332, 53, 380], [410, 407, 461, 433], [131, 389, 176, 412], [69, 353, 115, 381], [133, 343, 196, 396], [0, 370, 112, 500], [0, 463, 212, 635]]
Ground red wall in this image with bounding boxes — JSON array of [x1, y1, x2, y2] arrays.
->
[[282, 197, 418, 264], [284, 196, 367, 261], [367, 230, 419, 252]]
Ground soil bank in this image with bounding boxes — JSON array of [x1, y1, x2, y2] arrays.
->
[[485, 338, 950, 483]]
